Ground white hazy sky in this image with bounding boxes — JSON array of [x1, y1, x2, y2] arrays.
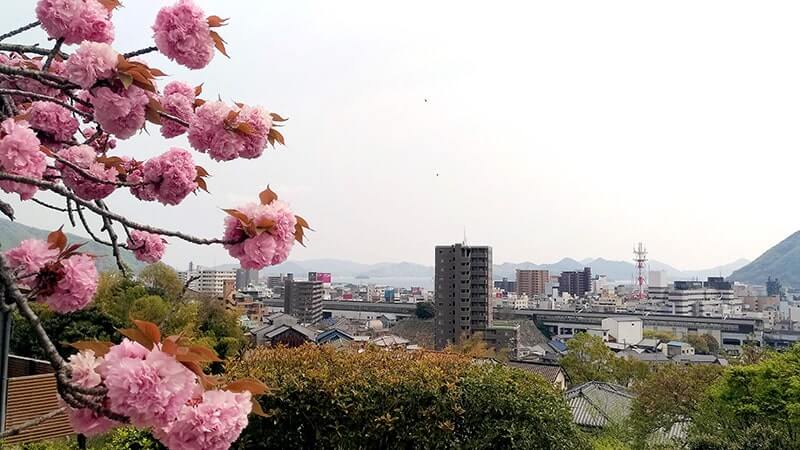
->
[[3, 1, 800, 270]]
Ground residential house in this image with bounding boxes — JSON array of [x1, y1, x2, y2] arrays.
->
[[316, 328, 354, 345], [566, 381, 634, 428], [506, 360, 569, 390]]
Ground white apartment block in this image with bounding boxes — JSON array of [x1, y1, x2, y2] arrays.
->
[[644, 278, 742, 317], [178, 268, 236, 296]]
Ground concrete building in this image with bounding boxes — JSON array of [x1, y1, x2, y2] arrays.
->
[[646, 277, 742, 317], [494, 277, 517, 293], [516, 269, 549, 297], [434, 243, 493, 350], [649, 270, 667, 288], [235, 268, 260, 290], [741, 296, 780, 313], [558, 268, 592, 298], [601, 317, 642, 345], [177, 267, 236, 296], [284, 277, 324, 325]]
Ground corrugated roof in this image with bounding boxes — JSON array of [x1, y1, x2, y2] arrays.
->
[[506, 361, 566, 384], [4, 374, 72, 445], [566, 381, 633, 428]]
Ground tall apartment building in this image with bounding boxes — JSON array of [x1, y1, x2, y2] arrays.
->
[[516, 269, 549, 297], [177, 267, 236, 296], [284, 277, 324, 325], [558, 267, 592, 298], [235, 268, 260, 290], [434, 244, 493, 350]]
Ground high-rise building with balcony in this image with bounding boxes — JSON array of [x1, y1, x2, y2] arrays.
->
[[558, 267, 592, 298], [284, 277, 324, 325], [516, 269, 549, 297], [434, 243, 493, 350]]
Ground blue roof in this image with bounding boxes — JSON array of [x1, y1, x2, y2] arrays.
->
[[549, 339, 568, 353]]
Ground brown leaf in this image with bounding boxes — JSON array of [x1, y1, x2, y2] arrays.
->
[[47, 227, 67, 251], [225, 110, 240, 124], [222, 209, 250, 225], [97, 0, 121, 12], [269, 128, 285, 146], [226, 378, 269, 395], [162, 338, 178, 356], [235, 122, 254, 136], [195, 166, 210, 177], [61, 242, 86, 259], [254, 217, 275, 233], [118, 327, 154, 350], [148, 67, 168, 77], [193, 98, 206, 108], [133, 320, 161, 345], [295, 215, 311, 230], [68, 341, 113, 357], [259, 186, 278, 205], [209, 30, 229, 58], [145, 96, 163, 125], [295, 224, 306, 247], [207, 15, 229, 28], [194, 84, 203, 96], [195, 177, 209, 193], [234, 102, 245, 108], [270, 112, 288, 122], [188, 345, 221, 362], [250, 398, 270, 417]]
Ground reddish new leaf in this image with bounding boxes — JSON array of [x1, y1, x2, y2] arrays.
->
[[226, 378, 269, 395], [222, 209, 251, 227], [195, 177, 209, 193], [47, 227, 67, 251], [207, 15, 229, 28], [270, 112, 288, 122], [194, 84, 203, 96], [250, 398, 270, 417], [133, 319, 161, 345], [209, 30, 229, 58], [269, 128, 285, 146], [118, 327, 154, 350], [259, 186, 278, 205], [68, 340, 113, 357], [97, 0, 121, 12], [195, 166, 210, 177]]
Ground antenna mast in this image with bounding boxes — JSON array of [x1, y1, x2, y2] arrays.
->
[[633, 242, 648, 300]]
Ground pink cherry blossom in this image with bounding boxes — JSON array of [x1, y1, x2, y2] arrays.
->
[[131, 148, 197, 206], [57, 144, 117, 200], [42, 254, 98, 313], [153, 0, 215, 69], [127, 230, 166, 263], [98, 338, 149, 377], [156, 390, 252, 450], [65, 42, 118, 89], [188, 101, 274, 161], [0, 119, 46, 200], [27, 101, 80, 144], [35, 0, 114, 45], [160, 81, 195, 138], [81, 127, 117, 153], [3, 239, 59, 287], [63, 351, 117, 436], [104, 349, 197, 428], [90, 85, 149, 139], [224, 201, 297, 269]]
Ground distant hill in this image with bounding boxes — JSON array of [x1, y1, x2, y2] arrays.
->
[[729, 231, 800, 287], [0, 218, 145, 273]]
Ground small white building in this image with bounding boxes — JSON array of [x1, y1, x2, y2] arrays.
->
[[601, 317, 643, 346]]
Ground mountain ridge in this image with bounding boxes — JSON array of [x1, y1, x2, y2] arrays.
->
[[729, 231, 800, 287]]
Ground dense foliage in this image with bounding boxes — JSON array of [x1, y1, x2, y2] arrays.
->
[[686, 345, 800, 449], [560, 333, 648, 386], [226, 345, 587, 450]]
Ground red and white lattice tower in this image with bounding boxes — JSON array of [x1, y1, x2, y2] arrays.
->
[[633, 242, 648, 300]]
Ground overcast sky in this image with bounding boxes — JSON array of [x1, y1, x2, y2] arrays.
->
[[3, 1, 800, 270]]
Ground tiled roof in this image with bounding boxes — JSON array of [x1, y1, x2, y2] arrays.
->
[[506, 361, 566, 384], [370, 335, 410, 347], [566, 381, 633, 428], [672, 354, 727, 365], [264, 323, 318, 341], [316, 328, 354, 343]]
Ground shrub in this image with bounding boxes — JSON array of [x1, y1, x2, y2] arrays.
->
[[227, 345, 586, 449]]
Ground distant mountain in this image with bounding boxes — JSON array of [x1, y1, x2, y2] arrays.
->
[[729, 231, 800, 287], [0, 218, 145, 273]]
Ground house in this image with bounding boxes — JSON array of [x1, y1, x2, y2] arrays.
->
[[566, 381, 634, 428], [506, 360, 569, 390], [671, 354, 729, 365], [615, 349, 670, 363], [370, 334, 410, 348], [663, 341, 695, 357], [316, 328, 354, 345], [634, 338, 661, 352], [262, 323, 318, 348], [601, 317, 643, 346]]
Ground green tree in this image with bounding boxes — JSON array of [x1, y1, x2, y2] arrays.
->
[[138, 262, 184, 301], [630, 364, 723, 445], [415, 302, 435, 319], [561, 333, 646, 386], [643, 330, 676, 342], [686, 334, 719, 355], [687, 344, 800, 449]]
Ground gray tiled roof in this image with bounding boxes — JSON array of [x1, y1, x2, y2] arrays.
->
[[566, 381, 633, 428], [506, 361, 566, 384]]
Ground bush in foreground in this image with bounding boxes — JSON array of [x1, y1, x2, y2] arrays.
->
[[226, 345, 586, 450]]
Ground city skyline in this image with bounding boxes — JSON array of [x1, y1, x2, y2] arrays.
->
[[3, 1, 800, 271]]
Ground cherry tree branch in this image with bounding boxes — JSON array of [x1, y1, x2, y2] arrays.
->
[[159, 110, 190, 128], [95, 200, 127, 275], [123, 46, 158, 59], [0, 63, 75, 90], [0, 88, 91, 118], [0, 172, 237, 245], [66, 198, 76, 227], [0, 43, 67, 58], [0, 21, 40, 42], [29, 196, 68, 212], [0, 406, 66, 438], [41, 38, 64, 73], [76, 204, 113, 247], [0, 198, 14, 221], [49, 152, 145, 188]]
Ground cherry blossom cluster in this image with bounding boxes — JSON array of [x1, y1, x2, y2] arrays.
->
[[66, 338, 253, 450], [3, 236, 97, 313]]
